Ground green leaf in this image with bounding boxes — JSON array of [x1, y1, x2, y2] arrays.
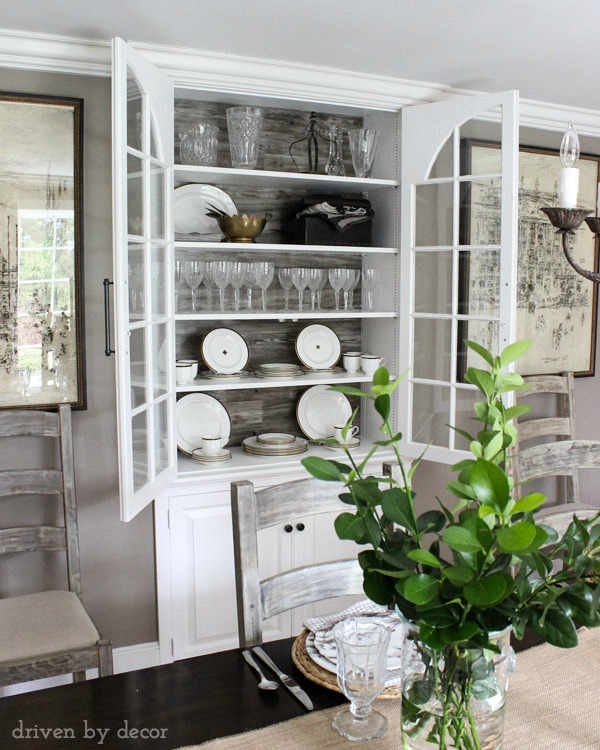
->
[[464, 573, 511, 607], [334, 512, 366, 542], [328, 384, 373, 399], [443, 566, 474, 586], [465, 368, 495, 399], [498, 339, 532, 368], [374, 393, 391, 421], [362, 570, 394, 606], [372, 367, 390, 388], [512, 493, 546, 514], [464, 339, 494, 366], [440, 621, 479, 644], [301, 456, 347, 481], [407, 549, 441, 568], [532, 608, 578, 648], [442, 526, 482, 553], [470, 459, 510, 511], [504, 403, 532, 422], [403, 574, 440, 605], [416, 510, 447, 534], [496, 521, 537, 552], [381, 487, 417, 532]]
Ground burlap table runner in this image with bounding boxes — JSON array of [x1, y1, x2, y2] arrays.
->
[[176, 627, 599, 749]]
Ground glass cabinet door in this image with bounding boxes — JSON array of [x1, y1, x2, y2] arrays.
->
[[112, 38, 176, 521], [399, 91, 519, 465]]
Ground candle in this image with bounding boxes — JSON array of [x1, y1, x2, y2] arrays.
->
[[559, 122, 580, 209]]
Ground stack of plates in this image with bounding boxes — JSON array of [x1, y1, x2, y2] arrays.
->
[[200, 370, 250, 380], [191, 447, 232, 464], [255, 363, 304, 379], [243, 433, 308, 456]]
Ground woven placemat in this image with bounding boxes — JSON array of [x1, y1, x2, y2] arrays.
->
[[291, 629, 401, 699]]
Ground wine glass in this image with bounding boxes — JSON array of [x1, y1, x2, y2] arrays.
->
[[343, 269, 360, 310], [292, 267, 309, 311], [277, 267, 294, 311], [362, 269, 379, 311], [211, 260, 231, 312], [328, 268, 347, 311], [348, 128, 379, 178], [228, 261, 245, 312], [183, 260, 205, 312], [174, 259, 187, 312], [332, 617, 391, 741], [254, 261, 275, 311], [242, 262, 258, 310], [202, 262, 218, 311], [307, 268, 325, 311]]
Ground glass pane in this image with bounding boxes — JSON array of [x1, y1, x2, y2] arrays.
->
[[150, 164, 166, 239], [154, 399, 169, 473], [429, 133, 453, 179], [413, 318, 452, 382], [132, 410, 149, 491], [128, 243, 145, 321], [460, 110, 503, 177], [126, 72, 143, 152], [452, 387, 480, 451], [458, 249, 500, 317], [129, 327, 147, 404], [151, 244, 167, 318], [412, 382, 450, 447], [152, 323, 168, 399], [414, 251, 453, 314], [150, 114, 159, 159], [460, 178, 501, 246], [127, 153, 144, 236], [460, 320, 500, 380], [415, 182, 453, 246]]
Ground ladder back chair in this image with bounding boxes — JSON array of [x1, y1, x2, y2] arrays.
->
[[510, 371, 598, 521], [0, 405, 113, 687], [231, 476, 365, 648]]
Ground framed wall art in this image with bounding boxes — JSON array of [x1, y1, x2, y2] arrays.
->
[[461, 138, 599, 378], [0, 92, 85, 409]]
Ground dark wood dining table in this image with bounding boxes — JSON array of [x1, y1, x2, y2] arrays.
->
[[0, 638, 346, 750]]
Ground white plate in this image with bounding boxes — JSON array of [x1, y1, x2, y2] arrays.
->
[[297, 385, 352, 440], [242, 435, 308, 455], [202, 328, 249, 374], [296, 325, 341, 370], [256, 432, 296, 445], [324, 436, 361, 451], [173, 184, 236, 236], [175, 394, 231, 453]]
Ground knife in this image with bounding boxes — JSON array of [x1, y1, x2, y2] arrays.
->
[[252, 646, 313, 711]]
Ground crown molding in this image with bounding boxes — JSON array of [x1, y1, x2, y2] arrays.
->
[[1, 28, 600, 136]]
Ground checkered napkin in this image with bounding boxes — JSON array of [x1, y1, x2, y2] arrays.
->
[[303, 599, 391, 633]]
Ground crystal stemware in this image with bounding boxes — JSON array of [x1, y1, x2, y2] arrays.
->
[[255, 261, 275, 311], [183, 260, 205, 312], [307, 268, 325, 311], [362, 268, 379, 311], [174, 259, 187, 312], [277, 267, 294, 311], [343, 269, 360, 310], [211, 260, 231, 312], [242, 262, 258, 310], [348, 128, 379, 178], [332, 617, 391, 741], [228, 261, 245, 312], [292, 267, 310, 311], [328, 268, 347, 311], [202, 262, 217, 311]]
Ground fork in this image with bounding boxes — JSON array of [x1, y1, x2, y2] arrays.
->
[[242, 650, 279, 690]]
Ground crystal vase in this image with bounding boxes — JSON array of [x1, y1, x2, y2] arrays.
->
[[401, 622, 515, 750]]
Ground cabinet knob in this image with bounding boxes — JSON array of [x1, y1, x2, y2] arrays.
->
[[296, 522, 305, 532], [284, 524, 293, 533]]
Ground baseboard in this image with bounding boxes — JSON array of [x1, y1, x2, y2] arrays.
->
[[0, 641, 160, 697]]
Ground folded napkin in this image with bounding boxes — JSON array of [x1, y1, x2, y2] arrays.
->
[[304, 599, 389, 633], [295, 201, 374, 232]]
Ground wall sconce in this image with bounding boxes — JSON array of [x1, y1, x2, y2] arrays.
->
[[541, 121, 600, 283]]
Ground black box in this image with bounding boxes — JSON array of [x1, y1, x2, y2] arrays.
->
[[285, 195, 373, 246]]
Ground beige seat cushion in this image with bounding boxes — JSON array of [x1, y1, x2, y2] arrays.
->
[[0, 590, 99, 663]]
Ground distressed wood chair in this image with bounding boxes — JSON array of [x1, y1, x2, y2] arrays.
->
[[231, 476, 365, 648], [0, 405, 113, 687]]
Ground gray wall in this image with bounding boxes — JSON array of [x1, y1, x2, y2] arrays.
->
[[0, 68, 157, 648]]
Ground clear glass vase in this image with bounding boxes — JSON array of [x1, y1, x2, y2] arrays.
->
[[401, 622, 515, 750]]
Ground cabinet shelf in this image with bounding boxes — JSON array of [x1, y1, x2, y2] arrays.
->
[[176, 370, 384, 393], [174, 164, 398, 192], [175, 241, 397, 255], [175, 310, 396, 321]]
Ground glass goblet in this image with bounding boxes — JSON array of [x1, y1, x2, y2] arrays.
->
[[202, 262, 217, 311], [292, 267, 310, 311], [307, 268, 325, 311], [228, 261, 245, 312], [328, 268, 347, 311], [211, 260, 231, 312], [362, 268, 380, 311], [332, 617, 391, 741], [254, 261, 275, 311], [174, 259, 187, 312], [348, 128, 379, 178], [183, 260, 205, 312], [242, 262, 258, 310], [277, 267, 294, 311], [342, 269, 360, 310]]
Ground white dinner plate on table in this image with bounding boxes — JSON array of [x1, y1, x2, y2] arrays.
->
[[175, 393, 231, 453], [202, 328, 249, 374], [173, 184, 236, 237], [296, 385, 352, 440], [295, 324, 341, 370]]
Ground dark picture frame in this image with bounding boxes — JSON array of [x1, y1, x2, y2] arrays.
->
[[461, 138, 599, 378], [0, 92, 85, 409]]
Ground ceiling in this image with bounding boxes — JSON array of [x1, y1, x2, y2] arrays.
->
[[1, 0, 600, 112]]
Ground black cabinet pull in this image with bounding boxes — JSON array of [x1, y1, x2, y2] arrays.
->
[[296, 523, 305, 532], [103, 279, 115, 356], [284, 524, 293, 533]]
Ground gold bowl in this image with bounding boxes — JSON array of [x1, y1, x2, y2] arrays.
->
[[217, 213, 268, 243]]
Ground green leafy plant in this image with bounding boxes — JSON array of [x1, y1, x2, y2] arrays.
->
[[302, 339, 600, 749]]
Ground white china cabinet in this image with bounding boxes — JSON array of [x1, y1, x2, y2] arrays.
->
[[112, 38, 518, 660]]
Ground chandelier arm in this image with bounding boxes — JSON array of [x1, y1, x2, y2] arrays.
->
[[560, 231, 600, 284]]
